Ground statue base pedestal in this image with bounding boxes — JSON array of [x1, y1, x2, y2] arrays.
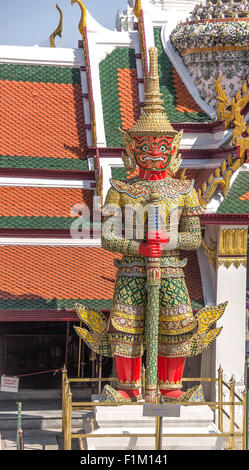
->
[[82, 404, 222, 450]]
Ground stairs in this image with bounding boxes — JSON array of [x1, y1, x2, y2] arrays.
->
[[0, 390, 91, 450]]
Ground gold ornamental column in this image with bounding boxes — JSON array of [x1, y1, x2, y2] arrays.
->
[[218, 228, 248, 269]]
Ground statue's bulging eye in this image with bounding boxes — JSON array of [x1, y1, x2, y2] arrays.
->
[[160, 145, 167, 152], [141, 144, 150, 152]]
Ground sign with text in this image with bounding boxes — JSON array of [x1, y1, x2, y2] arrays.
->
[[143, 403, 180, 418], [0, 375, 19, 393]]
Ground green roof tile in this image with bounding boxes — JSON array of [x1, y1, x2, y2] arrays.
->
[[111, 167, 127, 179], [217, 171, 249, 214], [0, 298, 113, 311], [0, 155, 89, 171], [99, 47, 137, 147], [154, 28, 212, 123], [0, 63, 81, 84], [0, 217, 101, 230], [0, 298, 201, 311]]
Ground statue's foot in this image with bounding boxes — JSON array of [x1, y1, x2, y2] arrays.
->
[[99, 385, 142, 403], [162, 385, 205, 403]]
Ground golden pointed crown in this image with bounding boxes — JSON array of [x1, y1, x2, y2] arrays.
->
[[128, 47, 177, 137]]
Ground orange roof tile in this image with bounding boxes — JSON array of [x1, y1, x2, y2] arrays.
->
[[239, 192, 249, 201], [0, 187, 93, 217], [172, 68, 203, 114], [117, 68, 140, 131], [0, 80, 87, 159], [0, 245, 202, 307], [0, 246, 120, 301]]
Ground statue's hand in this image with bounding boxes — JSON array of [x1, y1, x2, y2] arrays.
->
[[139, 232, 170, 257], [146, 231, 169, 245], [139, 241, 162, 257]]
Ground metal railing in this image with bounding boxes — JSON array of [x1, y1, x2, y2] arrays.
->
[[61, 366, 247, 451]]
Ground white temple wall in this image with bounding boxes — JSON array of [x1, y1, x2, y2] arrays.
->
[[216, 261, 246, 386]]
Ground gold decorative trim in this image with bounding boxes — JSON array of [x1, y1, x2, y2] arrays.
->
[[218, 257, 247, 269], [71, 0, 97, 147], [219, 229, 248, 257], [50, 4, 63, 48], [216, 75, 229, 122], [93, 155, 103, 205], [159, 380, 182, 391], [217, 76, 249, 129], [197, 153, 241, 206], [71, 0, 86, 35], [217, 229, 248, 269], [181, 44, 249, 55], [134, 0, 148, 90], [198, 76, 249, 206], [117, 379, 142, 390], [201, 237, 217, 271], [216, 75, 249, 161], [133, 0, 142, 19]]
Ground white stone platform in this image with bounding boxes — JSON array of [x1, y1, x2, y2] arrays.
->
[[83, 404, 222, 451]]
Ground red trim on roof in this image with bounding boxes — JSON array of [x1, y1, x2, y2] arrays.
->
[[0, 168, 95, 180], [200, 213, 249, 225], [0, 310, 79, 322], [0, 229, 101, 238]]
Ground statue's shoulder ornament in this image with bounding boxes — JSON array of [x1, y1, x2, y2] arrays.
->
[[110, 177, 194, 201]]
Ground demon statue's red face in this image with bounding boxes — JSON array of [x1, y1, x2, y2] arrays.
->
[[132, 136, 175, 172]]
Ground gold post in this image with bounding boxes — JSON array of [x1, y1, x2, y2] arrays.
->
[[61, 366, 67, 433], [141, 364, 146, 398], [218, 366, 223, 432], [155, 393, 160, 450], [77, 322, 82, 378], [63, 378, 70, 443], [229, 376, 235, 450], [64, 390, 72, 450], [63, 385, 68, 449], [242, 388, 247, 451], [98, 356, 103, 396]]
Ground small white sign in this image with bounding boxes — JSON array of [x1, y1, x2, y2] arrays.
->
[[143, 403, 180, 417], [1, 375, 19, 393]]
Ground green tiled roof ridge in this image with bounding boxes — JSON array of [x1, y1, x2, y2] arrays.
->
[[154, 28, 212, 123], [0, 63, 81, 84], [0, 216, 99, 229], [0, 298, 202, 310], [0, 298, 113, 310], [0, 155, 89, 171], [217, 171, 249, 214], [111, 167, 127, 179], [99, 47, 137, 147]]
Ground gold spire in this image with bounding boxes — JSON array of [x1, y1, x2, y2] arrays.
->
[[128, 47, 177, 136]]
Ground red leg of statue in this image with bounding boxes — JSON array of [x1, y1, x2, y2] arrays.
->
[[158, 356, 186, 399], [115, 356, 141, 399]]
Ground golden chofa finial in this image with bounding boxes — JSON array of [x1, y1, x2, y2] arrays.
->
[[128, 47, 177, 137], [50, 4, 63, 48], [71, 0, 87, 36]]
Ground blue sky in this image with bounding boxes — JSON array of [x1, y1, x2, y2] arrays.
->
[[0, 0, 128, 47]]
